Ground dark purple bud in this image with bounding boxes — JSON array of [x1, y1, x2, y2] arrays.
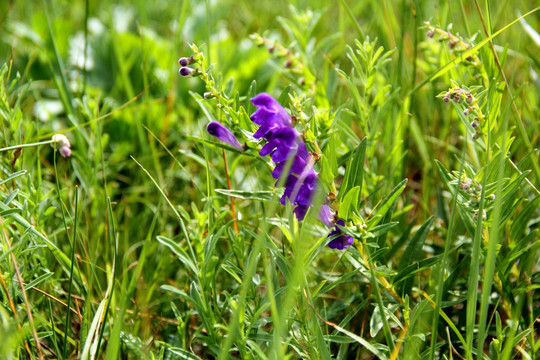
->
[[466, 93, 473, 104], [464, 108, 469, 116], [268, 46, 275, 54], [179, 67, 193, 77], [466, 56, 473, 62], [471, 121, 478, 128], [443, 94, 450, 102], [284, 59, 293, 68], [448, 40, 456, 49], [427, 30, 434, 38], [206, 121, 244, 150], [178, 55, 194, 67]]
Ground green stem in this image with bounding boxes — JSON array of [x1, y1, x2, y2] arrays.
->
[[0, 139, 55, 153]]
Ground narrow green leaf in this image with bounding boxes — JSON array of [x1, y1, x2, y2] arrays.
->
[[156, 236, 199, 274], [0, 170, 27, 185], [338, 137, 367, 203], [397, 216, 435, 295], [214, 189, 274, 201], [338, 186, 360, 220]]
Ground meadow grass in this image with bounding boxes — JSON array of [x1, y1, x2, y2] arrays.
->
[[0, 0, 539, 359]]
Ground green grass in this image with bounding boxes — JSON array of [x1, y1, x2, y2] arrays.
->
[[0, 0, 539, 359]]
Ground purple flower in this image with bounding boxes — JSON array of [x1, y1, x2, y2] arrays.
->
[[250, 93, 318, 221], [259, 127, 299, 162], [327, 220, 354, 250], [250, 93, 292, 130], [206, 121, 244, 150], [271, 142, 310, 179]]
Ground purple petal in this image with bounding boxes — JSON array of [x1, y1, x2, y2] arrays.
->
[[259, 142, 276, 157], [59, 146, 71, 158], [327, 219, 353, 250], [294, 183, 315, 206], [293, 205, 309, 220], [319, 205, 335, 227], [250, 93, 291, 127], [253, 120, 284, 140], [207, 121, 243, 150]]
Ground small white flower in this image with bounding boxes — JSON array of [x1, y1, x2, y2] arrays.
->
[[51, 134, 72, 158]]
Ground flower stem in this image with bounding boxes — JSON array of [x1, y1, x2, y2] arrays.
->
[[222, 149, 239, 234], [0, 139, 55, 153]]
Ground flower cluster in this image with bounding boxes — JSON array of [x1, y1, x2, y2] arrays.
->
[[440, 82, 485, 140], [458, 175, 495, 221], [51, 134, 71, 158], [459, 176, 495, 204], [442, 87, 473, 104], [250, 93, 317, 220], [203, 91, 353, 250], [424, 21, 480, 66]]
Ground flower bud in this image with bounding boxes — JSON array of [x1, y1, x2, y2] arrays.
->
[[459, 177, 471, 190], [319, 205, 335, 227], [179, 67, 194, 77], [206, 121, 244, 150], [473, 209, 487, 221], [178, 56, 194, 67], [51, 134, 72, 158], [427, 30, 434, 38]]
